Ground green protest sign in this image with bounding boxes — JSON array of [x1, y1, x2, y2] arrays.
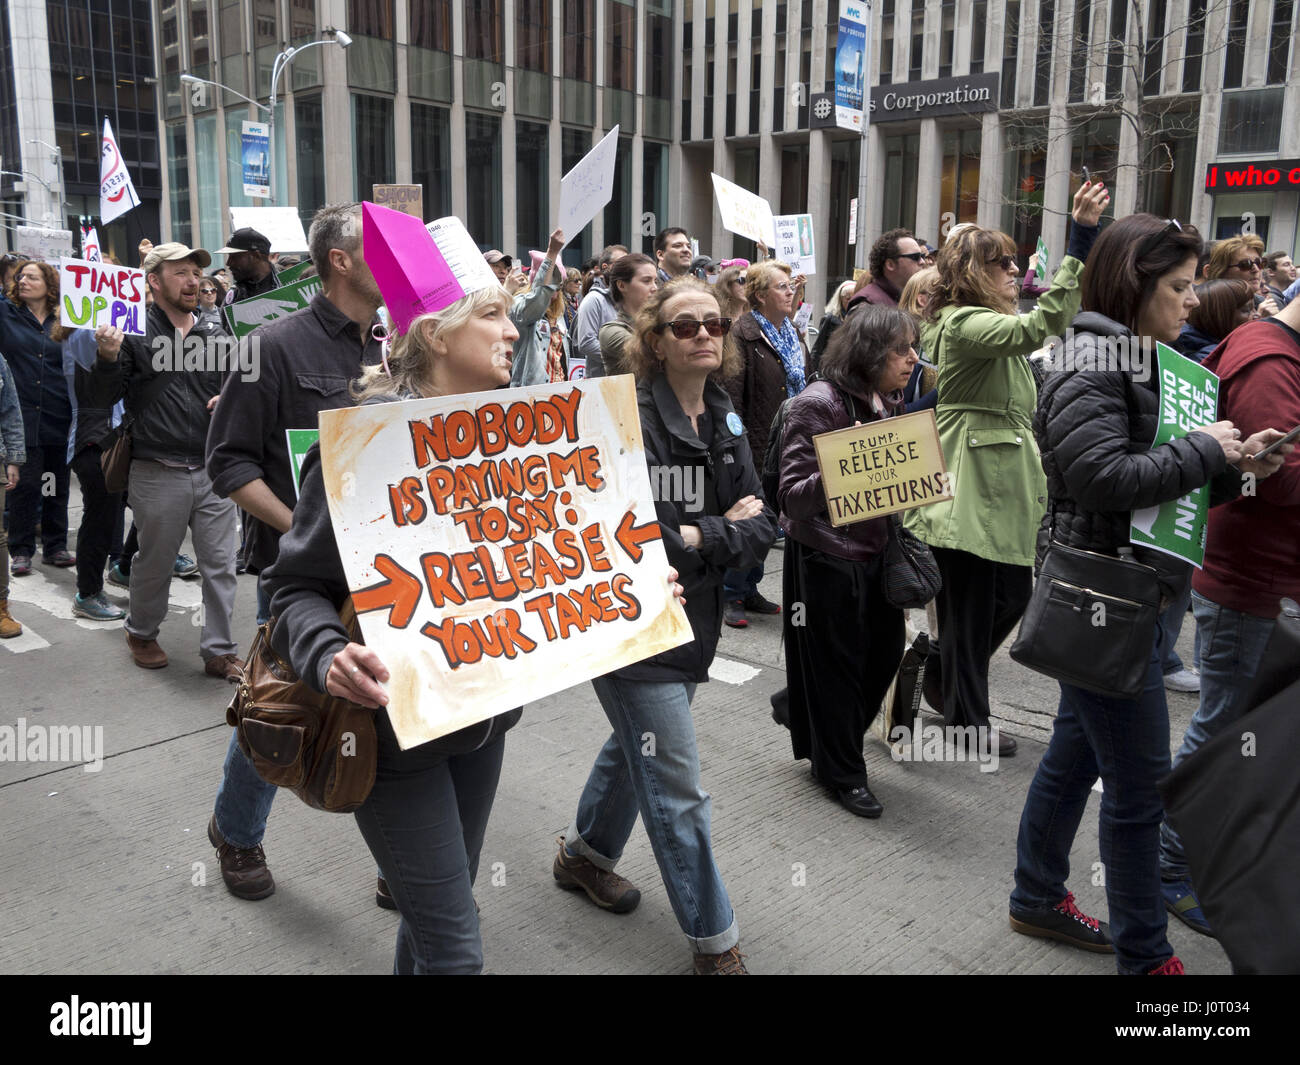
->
[[1034, 236, 1052, 283], [224, 275, 323, 338], [1129, 342, 1219, 568], [276, 260, 312, 284], [286, 428, 320, 498]]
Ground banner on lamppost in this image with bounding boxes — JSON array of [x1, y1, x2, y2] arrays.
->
[[241, 121, 271, 199], [99, 118, 140, 225], [834, 1, 868, 133]]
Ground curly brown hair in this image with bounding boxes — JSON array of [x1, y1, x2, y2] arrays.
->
[[5, 259, 68, 340], [924, 225, 1018, 320], [621, 277, 741, 382]]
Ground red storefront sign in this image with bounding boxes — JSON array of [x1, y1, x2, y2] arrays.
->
[[1204, 159, 1300, 194]]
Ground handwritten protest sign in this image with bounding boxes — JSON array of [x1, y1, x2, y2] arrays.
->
[[59, 258, 147, 336], [16, 226, 74, 261], [228, 207, 310, 252], [224, 275, 323, 338], [774, 213, 817, 275], [317, 375, 692, 748], [557, 126, 620, 246], [814, 409, 952, 526], [286, 429, 319, 497], [373, 184, 424, 220], [1129, 342, 1218, 568], [711, 173, 776, 247]]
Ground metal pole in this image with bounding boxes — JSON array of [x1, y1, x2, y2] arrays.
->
[[854, 0, 873, 269]]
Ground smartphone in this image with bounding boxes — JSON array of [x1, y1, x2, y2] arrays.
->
[[1082, 165, 1090, 184], [1249, 423, 1300, 460]]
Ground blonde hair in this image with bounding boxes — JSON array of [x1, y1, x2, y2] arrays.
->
[[352, 286, 511, 402], [824, 279, 857, 318], [713, 264, 748, 319], [744, 260, 792, 310], [899, 267, 939, 317], [621, 277, 741, 382], [1206, 234, 1266, 279]]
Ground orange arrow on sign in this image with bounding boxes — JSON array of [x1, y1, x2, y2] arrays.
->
[[352, 553, 422, 629], [615, 510, 661, 564]]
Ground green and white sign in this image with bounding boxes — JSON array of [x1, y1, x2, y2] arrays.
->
[[1129, 342, 1219, 568], [276, 260, 312, 284], [224, 275, 323, 338], [286, 428, 320, 498], [1034, 236, 1052, 284]]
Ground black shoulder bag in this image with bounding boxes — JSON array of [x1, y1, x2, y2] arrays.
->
[[99, 366, 180, 493]]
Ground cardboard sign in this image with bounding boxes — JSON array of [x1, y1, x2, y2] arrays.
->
[[711, 173, 776, 248], [100, 118, 140, 224], [317, 375, 693, 749], [814, 409, 953, 526], [286, 428, 320, 498], [242, 121, 271, 198], [774, 213, 817, 275], [59, 258, 147, 336], [223, 275, 323, 338], [228, 207, 310, 253], [557, 126, 620, 246], [373, 184, 424, 220], [1130, 343, 1218, 568], [15, 226, 74, 261]]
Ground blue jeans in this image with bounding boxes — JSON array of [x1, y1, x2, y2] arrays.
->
[[1011, 639, 1173, 974], [213, 730, 279, 849], [256, 574, 272, 627], [1158, 590, 1276, 881], [566, 674, 739, 954], [1157, 579, 1193, 674], [723, 563, 764, 603]]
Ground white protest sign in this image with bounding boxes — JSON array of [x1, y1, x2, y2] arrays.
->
[[793, 302, 813, 333], [15, 225, 74, 261], [59, 258, 147, 336], [774, 213, 817, 275], [227, 207, 310, 253], [711, 173, 776, 247], [317, 375, 693, 749], [100, 118, 141, 225], [557, 125, 620, 245], [425, 216, 499, 296], [81, 225, 102, 262]]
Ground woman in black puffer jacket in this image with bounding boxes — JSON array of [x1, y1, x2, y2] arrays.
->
[[1007, 215, 1291, 976]]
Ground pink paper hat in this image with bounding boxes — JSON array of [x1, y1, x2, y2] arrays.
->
[[362, 201, 462, 334]]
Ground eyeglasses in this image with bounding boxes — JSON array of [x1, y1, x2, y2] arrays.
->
[[896, 252, 928, 263], [770, 282, 795, 293], [736, 275, 747, 284], [656, 317, 732, 339], [1229, 257, 1263, 272], [987, 255, 1017, 272]]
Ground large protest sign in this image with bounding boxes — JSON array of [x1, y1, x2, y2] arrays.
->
[[317, 375, 692, 748], [275, 260, 312, 284], [15, 225, 74, 261], [833, 1, 868, 133], [223, 275, 323, 338], [59, 258, 147, 335], [814, 409, 953, 526], [286, 429, 320, 497], [100, 118, 141, 224], [774, 213, 817, 275], [1130, 343, 1219, 568], [228, 207, 310, 252], [242, 121, 271, 198], [557, 126, 620, 245], [711, 173, 776, 247], [373, 184, 424, 220]]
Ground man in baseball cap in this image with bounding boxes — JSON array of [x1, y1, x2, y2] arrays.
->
[[142, 241, 212, 274], [217, 227, 279, 304], [483, 249, 513, 283]]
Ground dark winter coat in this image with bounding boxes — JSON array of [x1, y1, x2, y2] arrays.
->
[[724, 311, 809, 471], [0, 299, 70, 448]]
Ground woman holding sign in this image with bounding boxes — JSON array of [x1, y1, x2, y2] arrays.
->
[[556, 277, 776, 975]]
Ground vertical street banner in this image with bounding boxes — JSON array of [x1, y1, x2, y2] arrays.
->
[[81, 225, 102, 262], [99, 118, 140, 225], [773, 214, 817, 275], [241, 121, 271, 198], [316, 376, 693, 748], [834, 1, 868, 133], [1129, 342, 1219, 568]]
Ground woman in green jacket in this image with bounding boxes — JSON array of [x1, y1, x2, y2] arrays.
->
[[908, 180, 1108, 756]]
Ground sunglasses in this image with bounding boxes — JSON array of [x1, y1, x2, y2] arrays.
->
[[896, 252, 928, 263], [987, 255, 1017, 271], [1229, 257, 1263, 272], [657, 317, 732, 339]]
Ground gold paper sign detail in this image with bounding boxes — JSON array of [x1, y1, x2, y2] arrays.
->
[[813, 408, 952, 527]]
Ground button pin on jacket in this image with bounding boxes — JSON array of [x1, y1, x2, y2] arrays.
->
[[726, 412, 744, 436]]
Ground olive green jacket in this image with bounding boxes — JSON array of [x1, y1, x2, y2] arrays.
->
[[904, 256, 1084, 566]]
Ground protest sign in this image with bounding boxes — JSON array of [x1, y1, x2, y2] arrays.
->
[[228, 207, 310, 252], [363, 203, 497, 334], [793, 302, 813, 333], [557, 126, 620, 245], [567, 357, 586, 381], [286, 429, 320, 498], [774, 214, 817, 275], [15, 225, 74, 261], [242, 121, 271, 198], [1130, 343, 1218, 568], [275, 260, 312, 284], [81, 225, 102, 262], [834, 1, 868, 133], [317, 375, 693, 748], [100, 118, 140, 224], [373, 184, 424, 220], [58, 258, 147, 336], [848, 197, 859, 244], [814, 409, 952, 526], [711, 173, 776, 247], [1034, 235, 1052, 284], [223, 275, 323, 338]]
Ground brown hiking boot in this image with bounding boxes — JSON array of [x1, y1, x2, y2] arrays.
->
[[204, 653, 245, 683], [207, 814, 275, 900], [0, 599, 22, 639], [553, 836, 641, 914], [126, 632, 168, 668], [694, 945, 749, 974]]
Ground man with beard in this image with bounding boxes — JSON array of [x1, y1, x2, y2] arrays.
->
[[87, 242, 242, 678], [218, 228, 280, 305], [202, 202, 385, 902]]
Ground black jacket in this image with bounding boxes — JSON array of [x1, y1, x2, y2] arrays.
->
[[223, 267, 281, 306], [0, 299, 71, 448], [86, 303, 229, 467], [1034, 312, 1242, 601], [617, 373, 778, 683]]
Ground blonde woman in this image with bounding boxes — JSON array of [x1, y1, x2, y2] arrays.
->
[[808, 279, 857, 373]]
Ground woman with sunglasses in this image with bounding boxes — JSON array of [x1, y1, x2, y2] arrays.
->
[[556, 278, 776, 974], [907, 180, 1108, 752], [722, 260, 808, 627], [1206, 235, 1280, 318], [197, 274, 227, 331]]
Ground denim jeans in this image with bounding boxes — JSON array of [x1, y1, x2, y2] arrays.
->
[[1157, 579, 1193, 675], [723, 563, 765, 603], [256, 574, 272, 627], [213, 730, 279, 849], [354, 712, 506, 975], [1011, 639, 1173, 974], [566, 673, 739, 954], [1158, 590, 1276, 881]]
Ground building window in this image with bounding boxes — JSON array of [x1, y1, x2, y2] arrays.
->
[[349, 0, 394, 37], [882, 132, 919, 233], [516, 0, 550, 73], [347, 0, 397, 92], [194, 113, 223, 255], [734, 146, 759, 262], [780, 144, 809, 216], [909, 7, 923, 81], [411, 103, 451, 220], [465, 111, 502, 249], [1104, 0, 1127, 98], [1001, 2, 1020, 107], [1141, 112, 1197, 222], [1183, 0, 1207, 93], [166, 123, 191, 247], [642, 141, 668, 257], [465, 1, 504, 61], [1035, 1, 1055, 107], [410, 1, 452, 50], [971, 2, 987, 74], [1218, 88, 1285, 155], [1143, 1, 1166, 95], [940, 129, 983, 233], [564, 0, 595, 80], [828, 138, 861, 284], [295, 94, 325, 231], [1222, 0, 1250, 89], [602, 136, 632, 250], [939, 1, 956, 78], [1267, 0, 1295, 85], [352, 93, 395, 197], [1068, 0, 1090, 102], [1002, 124, 1049, 256], [879, 0, 895, 85], [515, 120, 549, 254], [410, 0, 454, 99], [647, 9, 672, 99], [606, 0, 636, 92]]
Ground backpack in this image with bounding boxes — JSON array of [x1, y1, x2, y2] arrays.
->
[[760, 376, 858, 507]]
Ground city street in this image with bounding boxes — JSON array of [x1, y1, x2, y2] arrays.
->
[[0, 489, 1231, 976]]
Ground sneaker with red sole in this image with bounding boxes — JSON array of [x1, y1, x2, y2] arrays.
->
[[1009, 891, 1114, 953], [723, 600, 748, 628], [1148, 956, 1185, 975]]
